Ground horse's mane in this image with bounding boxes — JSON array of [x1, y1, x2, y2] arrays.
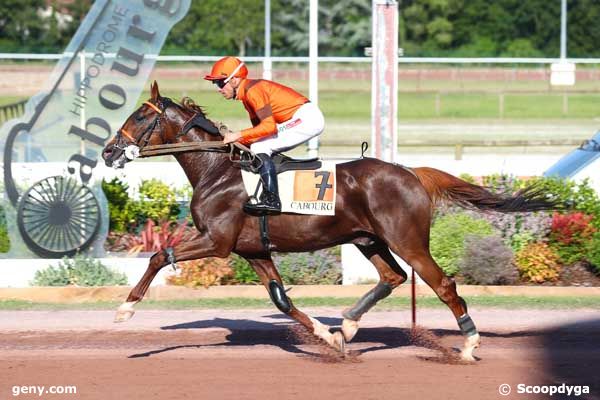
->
[[179, 96, 208, 118]]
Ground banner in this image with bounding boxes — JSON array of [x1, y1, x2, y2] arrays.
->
[[0, 0, 191, 257]]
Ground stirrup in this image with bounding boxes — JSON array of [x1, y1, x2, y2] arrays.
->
[[243, 193, 281, 216], [243, 201, 281, 216]]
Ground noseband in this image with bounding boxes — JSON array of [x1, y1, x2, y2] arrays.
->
[[114, 100, 166, 160]]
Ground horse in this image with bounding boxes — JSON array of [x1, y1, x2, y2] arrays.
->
[[102, 82, 561, 361]]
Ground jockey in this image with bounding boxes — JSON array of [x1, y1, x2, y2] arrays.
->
[[204, 56, 325, 215]]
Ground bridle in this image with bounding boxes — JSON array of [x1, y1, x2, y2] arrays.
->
[[113, 100, 166, 160], [111, 97, 255, 166]]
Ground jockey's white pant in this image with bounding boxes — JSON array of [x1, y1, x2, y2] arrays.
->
[[249, 102, 324, 155]]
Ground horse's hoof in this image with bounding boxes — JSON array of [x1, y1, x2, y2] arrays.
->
[[331, 331, 346, 353], [114, 302, 136, 323], [460, 333, 480, 362], [341, 319, 359, 342]]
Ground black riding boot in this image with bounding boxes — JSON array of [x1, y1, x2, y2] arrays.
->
[[243, 153, 282, 216]]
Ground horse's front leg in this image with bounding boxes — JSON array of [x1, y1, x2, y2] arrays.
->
[[247, 258, 345, 353], [115, 233, 224, 322]]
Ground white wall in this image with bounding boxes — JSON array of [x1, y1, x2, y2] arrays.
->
[[0, 257, 169, 288], [6, 154, 600, 287]]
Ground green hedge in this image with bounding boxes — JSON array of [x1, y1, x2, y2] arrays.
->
[[102, 177, 182, 233], [430, 212, 496, 276], [32, 255, 128, 286]]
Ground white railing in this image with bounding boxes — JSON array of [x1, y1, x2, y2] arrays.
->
[[2, 53, 600, 64]]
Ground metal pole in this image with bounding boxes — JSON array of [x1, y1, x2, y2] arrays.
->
[[560, 0, 567, 59], [307, 0, 319, 158], [79, 51, 86, 156], [263, 0, 272, 80], [411, 268, 416, 327], [371, 0, 398, 162]]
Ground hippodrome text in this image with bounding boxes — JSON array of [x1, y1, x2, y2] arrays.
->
[[65, 0, 180, 185]]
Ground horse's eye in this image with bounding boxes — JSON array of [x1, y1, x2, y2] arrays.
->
[[135, 113, 145, 122]]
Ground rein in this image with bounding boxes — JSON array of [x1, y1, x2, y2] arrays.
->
[[139, 140, 252, 159], [120, 99, 254, 164]]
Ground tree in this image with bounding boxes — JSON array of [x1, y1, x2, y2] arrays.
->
[[273, 0, 371, 56], [164, 0, 264, 56], [0, 0, 47, 52], [400, 0, 463, 56], [568, 0, 600, 57]]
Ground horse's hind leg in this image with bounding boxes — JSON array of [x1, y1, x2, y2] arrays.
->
[[391, 246, 480, 361], [341, 242, 407, 342], [246, 257, 345, 352]]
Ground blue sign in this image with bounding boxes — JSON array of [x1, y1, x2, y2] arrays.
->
[[544, 131, 600, 178]]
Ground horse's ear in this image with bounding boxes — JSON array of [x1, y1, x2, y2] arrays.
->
[[150, 81, 160, 101]]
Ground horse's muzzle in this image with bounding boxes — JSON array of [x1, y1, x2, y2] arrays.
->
[[102, 145, 126, 168]]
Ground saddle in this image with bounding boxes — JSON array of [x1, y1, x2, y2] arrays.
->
[[240, 151, 322, 174], [238, 151, 324, 253]]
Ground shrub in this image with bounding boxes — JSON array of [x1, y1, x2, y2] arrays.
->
[[103, 178, 186, 233], [481, 173, 523, 193], [167, 258, 234, 288], [137, 179, 180, 224], [107, 219, 189, 255], [460, 235, 518, 285], [32, 255, 128, 286], [0, 205, 10, 253], [430, 212, 496, 276], [528, 176, 600, 228], [102, 177, 138, 233], [466, 211, 553, 252], [478, 175, 600, 227], [584, 232, 600, 274], [548, 212, 596, 265], [515, 242, 560, 283], [229, 254, 260, 284], [273, 249, 342, 285], [128, 219, 188, 255]]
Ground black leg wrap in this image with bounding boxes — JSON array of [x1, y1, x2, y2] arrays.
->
[[457, 314, 478, 337], [268, 280, 292, 313], [343, 282, 393, 321]]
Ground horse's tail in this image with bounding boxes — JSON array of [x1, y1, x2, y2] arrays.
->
[[411, 167, 562, 213]]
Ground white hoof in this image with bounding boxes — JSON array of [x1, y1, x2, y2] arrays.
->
[[309, 316, 346, 353], [114, 301, 136, 323], [341, 319, 359, 342], [460, 333, 480, 362], [331, 331, 346, 353]]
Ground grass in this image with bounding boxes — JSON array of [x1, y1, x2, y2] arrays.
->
[[131, 89, 600, 121], [0, 95, 27, 106], [4, 90, 599, 123], [0, 295, 598, 311]]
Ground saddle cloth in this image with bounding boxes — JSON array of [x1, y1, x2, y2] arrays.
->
[[241, 162, 336, 216]]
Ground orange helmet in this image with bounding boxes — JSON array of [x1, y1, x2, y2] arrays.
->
[[204, 56, 248, 83]]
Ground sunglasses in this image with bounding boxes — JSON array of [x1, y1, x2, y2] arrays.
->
[[213, 79, 227, 89]]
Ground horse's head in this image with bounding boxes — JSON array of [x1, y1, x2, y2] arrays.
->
[[102, 81, 221, 169]]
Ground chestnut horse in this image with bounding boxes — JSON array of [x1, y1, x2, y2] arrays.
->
[[102, 82, 559, 361]]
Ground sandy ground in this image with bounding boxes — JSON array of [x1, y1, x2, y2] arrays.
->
[[0, 307, 599, 400]]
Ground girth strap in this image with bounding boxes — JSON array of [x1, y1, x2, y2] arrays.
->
[[259, 215, 273, 252]]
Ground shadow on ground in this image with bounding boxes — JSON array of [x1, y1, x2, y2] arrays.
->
[[127, 313, 552, 362], [540, 318, 600, 400]]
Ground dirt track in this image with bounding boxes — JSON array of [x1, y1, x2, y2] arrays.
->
[[0, 308, 599, 400]]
